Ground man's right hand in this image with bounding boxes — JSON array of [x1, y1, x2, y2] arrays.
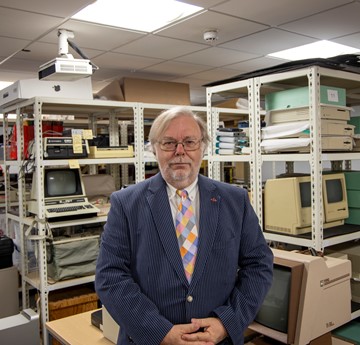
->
[[161, 323, 215, 345]]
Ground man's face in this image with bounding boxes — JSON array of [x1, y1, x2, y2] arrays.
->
[[154, 115, 204, 189]]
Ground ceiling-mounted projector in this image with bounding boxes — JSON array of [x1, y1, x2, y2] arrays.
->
[[38, 57, 93, 81], [38, 29, 97, 81]]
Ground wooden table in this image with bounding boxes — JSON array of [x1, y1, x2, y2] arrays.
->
[[46, 309, 113, 345]]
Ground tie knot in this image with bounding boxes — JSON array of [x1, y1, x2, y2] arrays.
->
[[176, 189, 188, 199]]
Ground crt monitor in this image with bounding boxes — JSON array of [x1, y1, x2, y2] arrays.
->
[[44, 168, 84, 199], [264, 173, 348, 235], [30, 167, 86, 201], [250, 248, 352, 345]]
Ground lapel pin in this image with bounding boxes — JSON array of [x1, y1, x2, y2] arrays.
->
[[210, 197, 217, 202]]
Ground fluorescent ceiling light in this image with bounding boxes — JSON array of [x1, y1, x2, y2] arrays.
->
[[0, 81, 12, 90], [268, 40, 360, 61], [72, 0, 203, 32]]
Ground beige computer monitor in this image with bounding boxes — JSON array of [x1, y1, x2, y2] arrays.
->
[[250, 248, 352, 345], [264, 173, 348, 235]]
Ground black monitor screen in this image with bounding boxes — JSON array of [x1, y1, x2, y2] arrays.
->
[[300, 181, 311, 208], [45, 169, 83, 198], [255, 264, 291, 333], [326, 179, 343, 203]]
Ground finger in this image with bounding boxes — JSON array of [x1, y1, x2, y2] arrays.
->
[[191, 318, 211, 329]]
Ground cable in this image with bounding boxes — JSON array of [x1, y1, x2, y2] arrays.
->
[[67, 39, 99, 72]]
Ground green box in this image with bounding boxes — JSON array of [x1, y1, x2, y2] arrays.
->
[[349, 116, 360, 134], [346, 190, 360, 208], [345, 207, 360, 225], [265, 85, 346, 111], [344, 171, 360, 191]]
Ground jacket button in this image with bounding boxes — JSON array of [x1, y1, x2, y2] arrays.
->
[[187, 295, 193, 303]]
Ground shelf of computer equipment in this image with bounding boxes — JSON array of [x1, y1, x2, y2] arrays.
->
[[0, 96, 145, 345], [257, 66, 360, 252], [207, 66, 360, 321]]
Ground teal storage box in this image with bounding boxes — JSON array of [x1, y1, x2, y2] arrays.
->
[[349, 116, 360, 134], [346, 190, 360, 208], [265, 85, 346, 110], [345, 207, 360, 225], [332, 319, 360, 345], [344, 171, 360, 191]]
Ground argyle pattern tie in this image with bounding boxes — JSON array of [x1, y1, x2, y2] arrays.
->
[[176, 189, 198, 282]]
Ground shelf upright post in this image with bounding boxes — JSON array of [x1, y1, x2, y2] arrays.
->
[[88, 114, 98, 175], [251, 77, 263, 223], [212, 108, 221, 181], [108, 112, 121, 187], [15, 106, 32, 313], [33, 98, 50, 345], [308, 67, 324, 251], [205, 89, 214, 180], [134, 104, 144, 183]]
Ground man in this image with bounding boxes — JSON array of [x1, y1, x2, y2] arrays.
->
[[95, 106, 273, 345]]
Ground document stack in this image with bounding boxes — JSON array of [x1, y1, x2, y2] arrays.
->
[[215, 128, 249, 155], [261, 86, 354, 153]]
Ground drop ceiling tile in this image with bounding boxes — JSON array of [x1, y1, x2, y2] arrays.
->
[[279, 2, 360, 39], [180, 0, 225, 8], [92, 52, 163, 70], [220, 28, 316, 55], [211, 0, 353, 26], [39, 20, 145, 51], [190, 67, 242, 82], [14, 41, 103, 64], [0, 70, 37, 83], [0, 36, 31, 57], [114, 35, 207, 60], [0, 56, 42, 73], [227, 56, 287, 73], [141, 60, 212, 76], [333, 33, 360, 50], [176, 47, 259, 67], [0, 8, 65, 40], [157, 11, 268, 45]]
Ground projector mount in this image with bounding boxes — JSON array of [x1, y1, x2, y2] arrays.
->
[[57, 29, 99, 71], [38, 29, 98, 81]]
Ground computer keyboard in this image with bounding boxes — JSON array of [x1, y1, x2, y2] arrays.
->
[[45, 202, 100, 221]]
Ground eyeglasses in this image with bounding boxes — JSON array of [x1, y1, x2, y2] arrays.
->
[[158, 138, 203, 151]]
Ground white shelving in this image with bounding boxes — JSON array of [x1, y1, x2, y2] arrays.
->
[[1, 97, 141, 345], [206, 65, 360, 320]]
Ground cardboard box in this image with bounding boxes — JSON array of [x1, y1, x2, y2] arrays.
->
[[265, 85, 346, 111], [46, 286, 99, 345], [95, 79, 124, 101], [96, 77, 191, 105]]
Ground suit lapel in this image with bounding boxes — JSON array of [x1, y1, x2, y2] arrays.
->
[[190, 175, 220, 289], [146, 174, 189, 286]]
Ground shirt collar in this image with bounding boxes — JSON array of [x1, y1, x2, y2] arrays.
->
[[166, 178, 198, 201]]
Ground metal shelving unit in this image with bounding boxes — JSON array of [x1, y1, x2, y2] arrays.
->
[[1, 97, 142, 345], [206, 65, 360, 320]]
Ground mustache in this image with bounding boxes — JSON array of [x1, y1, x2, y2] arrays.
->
[[169, 158, 191, 164]]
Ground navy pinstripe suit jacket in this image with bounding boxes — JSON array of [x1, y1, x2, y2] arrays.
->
[[95, 173, 273, 345]]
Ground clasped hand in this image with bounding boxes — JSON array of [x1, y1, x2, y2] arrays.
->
[[160, 317, 228, 345]]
